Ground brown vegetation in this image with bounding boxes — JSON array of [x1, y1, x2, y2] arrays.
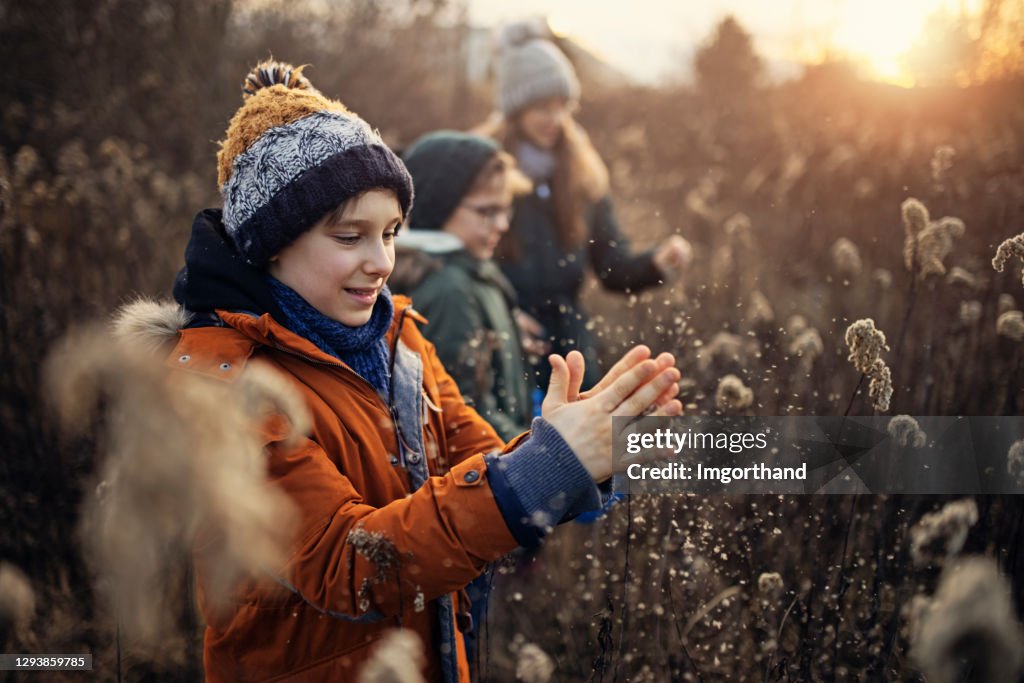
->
[[3, 1, 1024, 680]]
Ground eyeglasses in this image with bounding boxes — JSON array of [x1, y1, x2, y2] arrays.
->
[[460, 203, 514, 225]]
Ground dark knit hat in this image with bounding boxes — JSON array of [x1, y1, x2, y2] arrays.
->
[[402, 131, 500, 231], [217, 60, 414, 267]]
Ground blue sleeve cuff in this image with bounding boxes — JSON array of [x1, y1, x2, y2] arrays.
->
[[484, 417, 603, 548], [564, 477, 614, 522]]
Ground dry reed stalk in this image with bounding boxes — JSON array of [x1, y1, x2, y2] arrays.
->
[[44, 316, 307, 662]]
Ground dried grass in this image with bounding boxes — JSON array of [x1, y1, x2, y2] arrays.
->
[[43, 323, 307, 661]]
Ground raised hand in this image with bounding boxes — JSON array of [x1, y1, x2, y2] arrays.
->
[[653, 234, 693, 281], [542, 348, 683, 482]]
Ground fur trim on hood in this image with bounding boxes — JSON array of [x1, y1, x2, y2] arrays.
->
[[112, 298, 190, 353], [395, 229, 464, 255]]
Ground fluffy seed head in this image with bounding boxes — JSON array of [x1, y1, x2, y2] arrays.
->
[[0, 563, 34, 640], [831, 237, 862, 276], [930, 145, 955, 185], [697, 331, 757, 373], [757, 572, 784, 596], [1008, 440, 1024, 487], [845, 319, 890, 374], [747, 290, 775, 327], [910, 557, 1024, 683], [908, 216, 966, 279], [789, 328, 823, 361], [901, 197, 930, 235], [723, 212, 753, 247], [358, 629, 426, 683], [516, 643, 556, 683], [873, 268, 893, 290], [997, 310, 1024, 341], [946, 266, 978, 290], [789, 328, 824, 376], [910, 498, 979, 567], [715, 374, 753, 411], [992, 233, 1024, 286], [959, 300, 982, 325], [868, 359, 893, 412], [785, 314, 808, 336], [888, 415, 926, 447]]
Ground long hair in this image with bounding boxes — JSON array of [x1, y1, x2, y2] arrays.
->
[[472, 112, 609, 256]]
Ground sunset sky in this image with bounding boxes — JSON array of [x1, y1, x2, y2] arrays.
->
[[469, 0, 982, 86]]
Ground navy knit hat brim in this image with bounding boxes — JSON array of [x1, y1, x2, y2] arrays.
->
[[402, 131, 500, 232], [218, 66, 414, 268], [236, 144, 413, 267]]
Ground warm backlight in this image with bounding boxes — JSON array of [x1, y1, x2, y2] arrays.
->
[[828, 0, 979, 86]]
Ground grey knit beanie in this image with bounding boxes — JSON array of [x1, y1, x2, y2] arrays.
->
[[496, 22, 580, 117]]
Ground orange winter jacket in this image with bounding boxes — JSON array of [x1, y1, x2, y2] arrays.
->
[[167, 297, 523, 682]]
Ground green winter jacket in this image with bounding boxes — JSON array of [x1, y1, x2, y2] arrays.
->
[[395, 244, 533, 441]]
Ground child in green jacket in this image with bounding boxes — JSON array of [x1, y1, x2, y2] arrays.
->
[[393, 131, 537, 441]]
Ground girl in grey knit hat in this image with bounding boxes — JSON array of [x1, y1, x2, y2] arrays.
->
[[477, 19, 694, 390]]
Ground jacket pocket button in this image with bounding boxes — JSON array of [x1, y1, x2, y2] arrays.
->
[[463, 470, 480, 483], [407, 453, 422, 465]]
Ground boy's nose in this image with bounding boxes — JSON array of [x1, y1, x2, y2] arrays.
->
[[363, 241, 394, 277]]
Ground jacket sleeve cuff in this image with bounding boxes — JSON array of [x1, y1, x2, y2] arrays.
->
[[563, 476, 614, 522], [484, 417, 602, 548]]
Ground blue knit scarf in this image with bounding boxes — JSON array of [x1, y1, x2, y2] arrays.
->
[[268, 277, 393, 398]]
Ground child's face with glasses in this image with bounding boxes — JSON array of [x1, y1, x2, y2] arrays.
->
[[442, 179, 514, 260]]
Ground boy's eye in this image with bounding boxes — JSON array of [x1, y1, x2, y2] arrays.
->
[[333, 235, 360, 245]]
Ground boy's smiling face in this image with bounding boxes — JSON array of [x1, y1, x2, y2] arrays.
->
[[269, 189, 401, 326]]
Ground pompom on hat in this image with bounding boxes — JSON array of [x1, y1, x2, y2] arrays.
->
[[496, 19, 580, 117], [217, 60, 413, 267]]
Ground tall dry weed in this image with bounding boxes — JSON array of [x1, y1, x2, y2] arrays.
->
[[0, 562, 35, 649], [43, 316, 307, 661], [357, 629, 426, 683], [910, 557, 1024, 683]]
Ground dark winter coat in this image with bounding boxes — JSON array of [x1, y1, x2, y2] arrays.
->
[[499, 190, 664, 387]]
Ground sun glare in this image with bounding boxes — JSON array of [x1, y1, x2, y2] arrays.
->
[[827, 0, 980, 86]]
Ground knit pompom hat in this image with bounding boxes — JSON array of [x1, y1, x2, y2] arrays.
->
[[402, 131, 500, 231], [496, 20, 580, 117], [217, 60, 413, 267]]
